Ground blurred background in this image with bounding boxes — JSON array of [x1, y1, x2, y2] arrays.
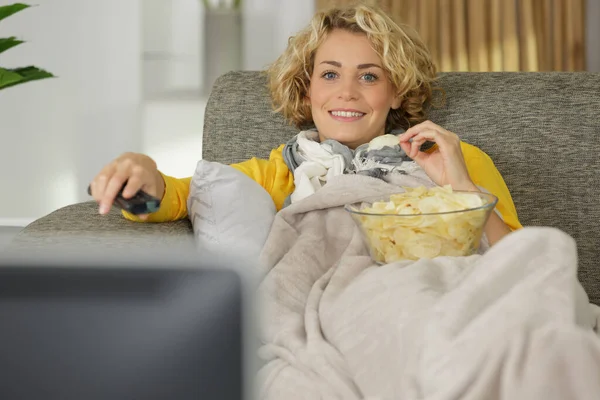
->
[[0, 0, 598, 230]]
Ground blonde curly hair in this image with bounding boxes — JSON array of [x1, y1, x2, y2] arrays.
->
[[267, 2, 439, 131]]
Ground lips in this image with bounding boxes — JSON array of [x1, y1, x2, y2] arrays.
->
[[328, 110, 366, 122], [329, 110, 365, 118]]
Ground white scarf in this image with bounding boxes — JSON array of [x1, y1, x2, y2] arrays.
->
[[290, 131, 421, 204], [291, 131, 348, 203]]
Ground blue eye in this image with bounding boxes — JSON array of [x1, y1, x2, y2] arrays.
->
[[322, 71, 337, 80], [362, 72, 378, 82]]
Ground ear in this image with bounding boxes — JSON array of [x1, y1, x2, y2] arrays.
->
[[303, 87, 312, 105], [391, 93, 402, 110]]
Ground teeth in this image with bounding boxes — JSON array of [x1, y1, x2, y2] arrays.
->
[[331, 111, 364, 118]]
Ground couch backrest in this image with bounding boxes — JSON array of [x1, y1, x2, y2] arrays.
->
[[203, 71, 600, 304]]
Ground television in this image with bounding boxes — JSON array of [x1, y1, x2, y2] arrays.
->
[[0, 246, 256, 400]]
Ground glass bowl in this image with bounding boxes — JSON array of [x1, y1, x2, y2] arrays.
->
[[345, 190, 498, 264]]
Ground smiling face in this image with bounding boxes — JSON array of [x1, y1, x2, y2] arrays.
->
[[306, 29, 401, 149]]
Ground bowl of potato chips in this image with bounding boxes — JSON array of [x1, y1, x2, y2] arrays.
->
[[345, 185, 498, 264]]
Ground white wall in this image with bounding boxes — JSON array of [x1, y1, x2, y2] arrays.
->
[[142, 0, 202, 96], [142, 0, 315, 180], [242, 0, 315, 70], [0, 0, 314, 224], [142, 0, 315, 94], [0, 0, 142, 224]]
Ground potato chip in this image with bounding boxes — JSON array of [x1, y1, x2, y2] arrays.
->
[[349, 185, 495, 263], [405, 232, 443, 259]]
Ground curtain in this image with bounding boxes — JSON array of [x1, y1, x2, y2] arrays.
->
[[315, 0, 586, 72]]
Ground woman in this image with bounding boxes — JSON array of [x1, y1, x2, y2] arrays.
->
[[89, 3, 521, 246]]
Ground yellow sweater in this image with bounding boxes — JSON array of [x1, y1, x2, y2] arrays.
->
[[123, 142, 522, 231]]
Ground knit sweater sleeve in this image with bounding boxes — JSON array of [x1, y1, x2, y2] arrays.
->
[[460, 142, 522, 231], [229, 144, 295, 211], [121, 145, 294, 222], [122, 173, 191, 222]]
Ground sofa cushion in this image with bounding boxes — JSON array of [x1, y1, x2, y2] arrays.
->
[[4, 201, 193, 253], [202, 71, 600, 305], [187, 160, 276, 260]]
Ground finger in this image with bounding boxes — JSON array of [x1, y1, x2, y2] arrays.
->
[[410, 145, 431, 164], [402, 130, 434, 159], [401, 138, 429, 163], [99, 163, 131, 214], [410, 140, 419, 159], [410, 136, 430, 158], [398, 129, 419, 143], [411, 129, 459, 153], [90, 164, 116, 203], [399, 122, 441, 143], [121, 170, 145, 199], [137, 214, 149, 221], [399, 133, 424, 158], [399, 140, 412, 156], [402, 120, 438, 137]]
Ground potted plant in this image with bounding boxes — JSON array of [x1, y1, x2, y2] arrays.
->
[[0, 3, 54, 91], [200, 0, 242, 94]]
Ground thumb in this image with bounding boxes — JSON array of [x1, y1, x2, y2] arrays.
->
[[401, 141, 429, 164], [400, 141, 412, 157]]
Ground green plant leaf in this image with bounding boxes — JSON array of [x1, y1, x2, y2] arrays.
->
[[0, 4, 51, 91], [0, 66, 54, 90], [0, 3, 30, 23], [0, 67, 24, 88], [0, 36, 24, 54]]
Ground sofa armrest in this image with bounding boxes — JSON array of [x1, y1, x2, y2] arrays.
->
[[4, 201, 194, 253]]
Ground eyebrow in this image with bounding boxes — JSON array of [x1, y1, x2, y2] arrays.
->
[[319, 61, 383, 69]]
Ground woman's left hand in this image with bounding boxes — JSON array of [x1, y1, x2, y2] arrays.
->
[[398, 120, 477, 191]]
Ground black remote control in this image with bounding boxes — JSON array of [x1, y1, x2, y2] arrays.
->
[[87, 182, 161, 215]]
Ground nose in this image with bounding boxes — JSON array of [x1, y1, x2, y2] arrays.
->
[[338, 77, 359, 101]]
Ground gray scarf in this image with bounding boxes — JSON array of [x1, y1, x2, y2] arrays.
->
[[281, 129, 415, 207], [283, 129, 410, 176]]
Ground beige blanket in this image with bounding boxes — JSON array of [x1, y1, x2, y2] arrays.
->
[[257, 174, 600, 400]]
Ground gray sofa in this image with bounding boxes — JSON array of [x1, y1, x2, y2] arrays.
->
[[7, 71, 600, 305]]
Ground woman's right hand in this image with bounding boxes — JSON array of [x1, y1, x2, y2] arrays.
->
[[89, 152, 165, 218]]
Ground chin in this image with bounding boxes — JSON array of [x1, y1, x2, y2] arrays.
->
[[327, 134, 376, 149], [320, 132, 361, 145]]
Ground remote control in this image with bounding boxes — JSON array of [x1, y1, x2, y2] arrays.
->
[[87, 182, 161, 215]]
